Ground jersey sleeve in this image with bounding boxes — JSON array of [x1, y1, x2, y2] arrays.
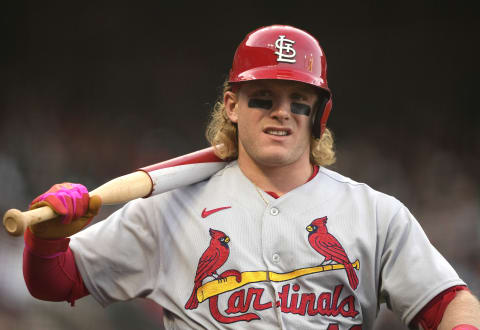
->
[[69, 198, 161, 307], [378, 204, 466, 325], [411, 285, 469, 329]]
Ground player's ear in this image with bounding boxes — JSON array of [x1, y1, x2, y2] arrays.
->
[[224, 91, 239, 124]]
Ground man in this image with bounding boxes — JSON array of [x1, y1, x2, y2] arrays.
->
[[23, 25, 479, 329]]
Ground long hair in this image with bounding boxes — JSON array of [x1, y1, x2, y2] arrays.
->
[[205, 81, 336, 166]]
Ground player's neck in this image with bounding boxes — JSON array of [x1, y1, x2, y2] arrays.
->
[[237, 151, 313, 197]]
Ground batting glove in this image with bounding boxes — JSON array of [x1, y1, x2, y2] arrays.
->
[[28, 183, 101, 239]]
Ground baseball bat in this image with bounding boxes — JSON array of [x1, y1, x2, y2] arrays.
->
[[3, 147, 226, 237]]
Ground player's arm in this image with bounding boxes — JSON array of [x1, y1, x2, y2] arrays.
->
[[438, 290, 480, 329], [411, 286, 479, 330], [23, 230, 89, 304], [23, 183, 99, 304]]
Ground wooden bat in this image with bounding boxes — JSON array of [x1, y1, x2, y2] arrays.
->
[[3, 147, 227, 236]]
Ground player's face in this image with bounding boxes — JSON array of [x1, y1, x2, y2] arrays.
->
[[225, 79, 317, 169]]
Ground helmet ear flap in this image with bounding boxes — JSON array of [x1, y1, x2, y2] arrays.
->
[[312, 92, 332, 139]]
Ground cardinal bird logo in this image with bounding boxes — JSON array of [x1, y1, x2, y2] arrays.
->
[[185, 228, 231, 310], [306, 217, 359, 290]]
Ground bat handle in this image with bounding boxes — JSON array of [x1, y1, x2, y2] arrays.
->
[[3, 206, 57, 236]]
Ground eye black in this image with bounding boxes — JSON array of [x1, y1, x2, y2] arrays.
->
[[248, 98, 273, 110], [291, 103, 311, 116]]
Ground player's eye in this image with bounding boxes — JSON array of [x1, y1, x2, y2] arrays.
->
[[291, 103, 311, 116], [291, 92, 311, 102], [248, 98, 273, 110]]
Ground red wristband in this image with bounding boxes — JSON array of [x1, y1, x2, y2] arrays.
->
[[452, 326, 479, 330], [24, 227, 70, 258]]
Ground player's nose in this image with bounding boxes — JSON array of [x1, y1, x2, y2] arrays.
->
[[270, 98, 291, 120]]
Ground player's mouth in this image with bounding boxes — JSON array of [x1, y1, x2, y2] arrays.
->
[[264, 128, 292, 136]]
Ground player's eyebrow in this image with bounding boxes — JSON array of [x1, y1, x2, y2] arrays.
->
[[290, 90, 316, 102], [248, 88, 272, 97]]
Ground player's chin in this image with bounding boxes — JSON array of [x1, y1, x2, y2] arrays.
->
[[255, 148, 296, 167]]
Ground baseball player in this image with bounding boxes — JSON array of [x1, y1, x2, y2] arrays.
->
[[22, 25, 480, 329]]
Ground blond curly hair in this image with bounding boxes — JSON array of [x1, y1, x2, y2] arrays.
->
[[205, 81, 336, 166]]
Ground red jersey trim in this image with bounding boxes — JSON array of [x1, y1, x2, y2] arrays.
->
[[307, 165, 319, 182], [266, 165, 319, 199]]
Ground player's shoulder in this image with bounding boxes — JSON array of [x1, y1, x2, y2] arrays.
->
[[317, 166, 363, 186], [191, 160, 242, 184], [317, 166, 403, 209]]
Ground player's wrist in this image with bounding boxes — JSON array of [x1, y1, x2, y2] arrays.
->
[[452, 325, 479, 330], [24, 227, 70, 258]]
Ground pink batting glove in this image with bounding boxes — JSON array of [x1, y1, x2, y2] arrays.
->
[[29, 183, 90, 224]]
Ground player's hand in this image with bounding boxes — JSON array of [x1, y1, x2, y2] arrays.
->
[[28, 183, 102, 239]]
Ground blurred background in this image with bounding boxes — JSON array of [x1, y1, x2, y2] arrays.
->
[[1, 1, 479, 329]]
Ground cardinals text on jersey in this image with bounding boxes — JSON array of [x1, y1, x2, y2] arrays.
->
[[185, 223, 361, 325]]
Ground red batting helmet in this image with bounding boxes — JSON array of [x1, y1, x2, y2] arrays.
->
[[228, 25, 332, 138]]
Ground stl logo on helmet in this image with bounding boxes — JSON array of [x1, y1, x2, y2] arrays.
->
[[275, 35, 296, 63]]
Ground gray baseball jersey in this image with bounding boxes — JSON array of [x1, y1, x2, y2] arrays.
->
[[70, 161, 465, 329]]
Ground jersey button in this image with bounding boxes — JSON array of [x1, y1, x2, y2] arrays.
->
[[270, 207, 279, 216], [272, 253, 280, 263]]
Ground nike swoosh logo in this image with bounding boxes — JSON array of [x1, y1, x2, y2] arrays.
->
[[201, 206, 231, 218]]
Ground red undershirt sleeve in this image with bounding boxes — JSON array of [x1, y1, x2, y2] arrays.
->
[[23, 228, 89, 306], [410, 285, 469, 329]]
